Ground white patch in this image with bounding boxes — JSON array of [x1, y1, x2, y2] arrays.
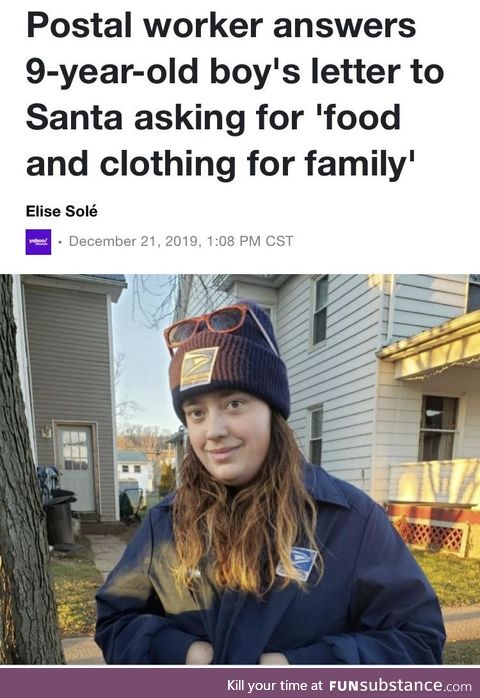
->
[[276, 547, 318, 582]]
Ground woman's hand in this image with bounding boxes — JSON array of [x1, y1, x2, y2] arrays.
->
[[259, 653, 289, 665], [186, 641, 214, 665]]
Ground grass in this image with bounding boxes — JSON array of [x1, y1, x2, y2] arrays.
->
[[50, 534, 480, 665], [444, 640, 480, 664], [50, 537, 103, 638], [412, 549, 480, 606]]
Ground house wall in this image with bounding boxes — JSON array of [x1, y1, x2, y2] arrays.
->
[[182, 274, 478, 503], [388, 275, 468, 342], [118, 463, 153, 495], [182, 274, 234, 316], [373, 363, 480, 503], [184, 274, 381, 492], [278, 275, 380, 491], [11, 275, 36, 455], [23, 282, 117, 520]]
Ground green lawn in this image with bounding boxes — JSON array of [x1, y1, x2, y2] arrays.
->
[[51, 537, 480, 665], [444, 640, 480, 664], [412, 549, 480, 606], [50, 538, 103, 637]]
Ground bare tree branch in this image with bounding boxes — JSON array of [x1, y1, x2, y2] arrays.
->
[[114, 353, 141, 419]]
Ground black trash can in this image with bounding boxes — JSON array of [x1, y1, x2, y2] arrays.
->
[[44, 495, 76, 546]]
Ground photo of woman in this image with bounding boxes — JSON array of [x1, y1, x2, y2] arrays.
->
[[95, 300, 445, 665]]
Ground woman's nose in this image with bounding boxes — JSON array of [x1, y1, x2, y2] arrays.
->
[[205, 411, 228, 440]]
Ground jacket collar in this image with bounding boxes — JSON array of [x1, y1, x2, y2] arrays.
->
[[303, 461, 350, 509]]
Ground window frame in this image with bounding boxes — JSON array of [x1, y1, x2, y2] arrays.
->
[[466, 274, 480, 313], [308, 404, 323, 465], [417, 393, 464, 462], [310, 275, 328, 350]]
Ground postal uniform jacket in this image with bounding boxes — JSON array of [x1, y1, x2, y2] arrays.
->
[[95, 463, 445, 665]]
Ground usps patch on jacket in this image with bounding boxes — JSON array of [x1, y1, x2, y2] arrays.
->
[[180, 347, 219, 390], [276, 547, 318, 582]]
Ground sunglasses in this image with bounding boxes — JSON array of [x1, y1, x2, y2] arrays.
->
[[164, 303, 279, 357]]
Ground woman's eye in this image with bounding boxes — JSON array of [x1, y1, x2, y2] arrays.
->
[[228, 400, 242, 409], [187, 409, 203, 419]]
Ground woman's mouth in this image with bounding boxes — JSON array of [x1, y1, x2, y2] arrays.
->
[[206, 446, 240, 462]]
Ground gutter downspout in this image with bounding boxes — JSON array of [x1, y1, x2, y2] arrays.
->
[[386, 274, 396, 343], [371, 275, 387, 499]]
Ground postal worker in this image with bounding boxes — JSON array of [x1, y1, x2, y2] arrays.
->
[[95, 300, 445, 665]]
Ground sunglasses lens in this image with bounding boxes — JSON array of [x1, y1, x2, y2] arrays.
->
[[168, 320, 198, 346], [210, 307, 243, 332]]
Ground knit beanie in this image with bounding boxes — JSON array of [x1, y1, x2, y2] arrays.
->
[[169, 300, 290, 424]]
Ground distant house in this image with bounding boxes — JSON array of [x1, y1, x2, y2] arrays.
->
[[175, 274, 480, 558], [117, 450, 154, 497], [12, 274, 127, 521]]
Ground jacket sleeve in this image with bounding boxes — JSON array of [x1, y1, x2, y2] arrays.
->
[[284, 502, 446, 665], [95, 510, 198, 664]]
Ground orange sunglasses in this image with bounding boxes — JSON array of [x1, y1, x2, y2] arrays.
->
[[164, 303, 278, 357]]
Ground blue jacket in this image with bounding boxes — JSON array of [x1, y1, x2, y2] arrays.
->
[[95, 464, 445, 664]]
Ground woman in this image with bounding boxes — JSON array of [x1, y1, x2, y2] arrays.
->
[[95, 300, 445, 665]]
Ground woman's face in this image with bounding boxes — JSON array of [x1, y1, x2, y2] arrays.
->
[[183, 390, 271, 488]]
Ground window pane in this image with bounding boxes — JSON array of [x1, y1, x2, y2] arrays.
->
[[419, 431, 455, 461], [311, 408, 323, 439], [310, 439, 322, 465], [313, 309, 327, 344], [315, 276, 328, 310], [467, 283, 480, 313], [421, 396, 458, 430]]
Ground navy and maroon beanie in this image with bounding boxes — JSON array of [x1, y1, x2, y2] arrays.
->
[[168, 300, 290, 424]]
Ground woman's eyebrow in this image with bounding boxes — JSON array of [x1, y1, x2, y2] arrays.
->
[[183, 399, 200, 408]]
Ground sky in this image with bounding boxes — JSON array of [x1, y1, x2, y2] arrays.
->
[[111, 275, 181, 433]]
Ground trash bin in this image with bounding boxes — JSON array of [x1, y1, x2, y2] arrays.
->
[[51, 488, 75, 498], [44, 495, 76, 546]]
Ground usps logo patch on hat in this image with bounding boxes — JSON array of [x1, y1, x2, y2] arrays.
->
[[180, 347, 219, 390], [276, 547, 318, 582]]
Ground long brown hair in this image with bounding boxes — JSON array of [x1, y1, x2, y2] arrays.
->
[[172, 412, 322, 597]]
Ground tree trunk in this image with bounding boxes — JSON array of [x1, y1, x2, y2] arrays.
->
[[0, 275, 64, 664]]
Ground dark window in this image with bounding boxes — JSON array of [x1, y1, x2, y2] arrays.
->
[[309, 407, 323, 465], [418, 395, 458, 461], [467, 274, 480, 313], [313, 276, 328, 345]]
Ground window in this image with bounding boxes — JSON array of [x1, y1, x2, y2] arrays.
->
[[312, 276, 328, 345], [134, 465, 141, 473], [467, 274, 480, 313], [418, 395, 458, 461], [309, 406, 323, 465], [122, 465, 129, 473]]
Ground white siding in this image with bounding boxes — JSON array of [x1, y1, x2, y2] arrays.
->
[[183, 275, 234, 317], [389, 275, 467, 341], [373, 363, 480, 502], [278, 275, 380, 490], [183, 274, 477, 503], [389, 459, 480, 507]]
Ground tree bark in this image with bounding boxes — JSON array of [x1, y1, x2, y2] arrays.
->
[[0, 275, 64, 664]]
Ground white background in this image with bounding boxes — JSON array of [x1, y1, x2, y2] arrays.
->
[[2, 1, 479, 271]]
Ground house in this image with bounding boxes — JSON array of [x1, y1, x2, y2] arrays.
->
[[12, 274, 127, 522], [117, 450, 154, 498], [174, 274, 480, 557]]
